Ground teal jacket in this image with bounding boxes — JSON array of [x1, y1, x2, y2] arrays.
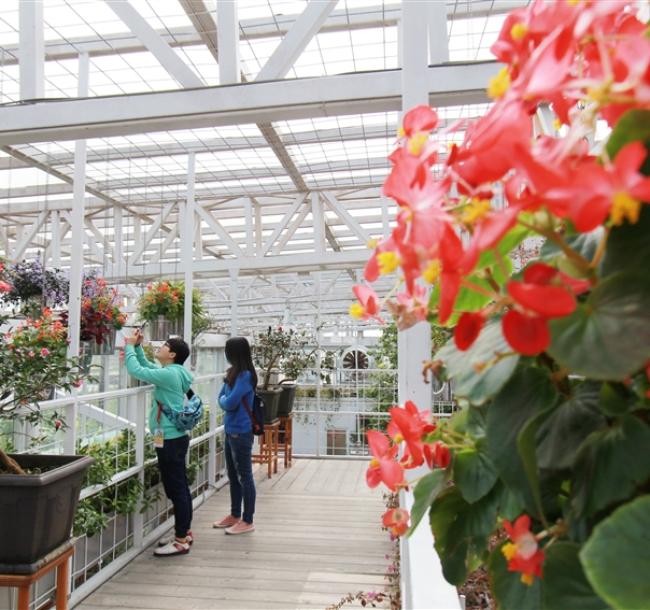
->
[[124, 344, 193, 440]]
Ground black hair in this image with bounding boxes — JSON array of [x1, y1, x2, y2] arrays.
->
[[224, 337, 258, 388], [166, 337, 190, 365]]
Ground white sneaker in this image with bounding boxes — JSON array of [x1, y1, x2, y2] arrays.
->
[[153, 539, 190, 557], [158, 531, 193, 547]]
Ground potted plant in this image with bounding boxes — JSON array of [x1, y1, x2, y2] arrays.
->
[[0, 259, 68, 319], [137, 280, 209, 342], [277, 331, 317, 417], [0, 309, 93, 569], [79, 271, 127, 356], [359, 3, 650, 608]]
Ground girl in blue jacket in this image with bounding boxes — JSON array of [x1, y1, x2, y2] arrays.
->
[[213, 337, 257, 535]]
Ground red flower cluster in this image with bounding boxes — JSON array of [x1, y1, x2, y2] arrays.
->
[[502, 515, 545, 586], [366, 401, 451, 534], [353, 0, 650, 356]]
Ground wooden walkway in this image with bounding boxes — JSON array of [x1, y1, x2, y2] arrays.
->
[[76, 459, 393, 610]]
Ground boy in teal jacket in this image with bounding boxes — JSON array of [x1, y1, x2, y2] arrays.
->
[[124, 330, 194, 556]]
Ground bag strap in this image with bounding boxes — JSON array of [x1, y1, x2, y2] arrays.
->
[[242, 395, 260, 430]]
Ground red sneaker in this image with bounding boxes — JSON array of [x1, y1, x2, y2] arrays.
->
[[225, 521, 255, 535]]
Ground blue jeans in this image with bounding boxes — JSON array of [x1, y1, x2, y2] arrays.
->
[[225, 432, 256, 524], [156, 435, 193, 538]]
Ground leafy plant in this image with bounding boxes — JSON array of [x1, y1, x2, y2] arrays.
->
[[360, 3, 650, 609], [79, 271, 127, 345], [0, 259, 68, 317], [137, 280, 210, 340]]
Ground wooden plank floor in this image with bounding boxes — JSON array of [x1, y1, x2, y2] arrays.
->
[[76, 459, 393, 610]]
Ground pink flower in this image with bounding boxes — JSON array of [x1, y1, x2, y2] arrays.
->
[[28, 351, 35, 358], [40, 348, 50, 357], [0, 280, 12, 293]]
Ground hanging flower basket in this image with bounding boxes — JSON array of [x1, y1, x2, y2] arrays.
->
[[149, 315, 182, 342]]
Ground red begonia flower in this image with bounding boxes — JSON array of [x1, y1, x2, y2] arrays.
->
[[502, 514, 545, 586], [366, 430, 404, 492], [507, 281, 576, 318], [502, 309, 551, 356], [454, 311, 486, 351], [382, 508, 410, 537], [424, 441, 452, 470]]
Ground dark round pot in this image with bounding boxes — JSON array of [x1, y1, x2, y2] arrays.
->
[[257, 387, 281, 424], [277, 383, 297, 417]]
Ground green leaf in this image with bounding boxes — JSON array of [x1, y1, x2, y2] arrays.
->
[[598, 382, 638, 417], [429, 486, 499, 585], [454, 446, 498, 504], [407, 469, 448, 535], [542, 543, 609, 610], [478, 224, 533, 270], [605, 109, 650, 163], [572, 416, 650, 517], [540, 229, 603, 272], [548, 272, 650, 380], [486, 366, 557, 514], [537, 382, 607, 470], [436, 319, 520, 406], [489, 541, 542, 610], [601, 204, 650, 280], [581, 495, 650, 610]]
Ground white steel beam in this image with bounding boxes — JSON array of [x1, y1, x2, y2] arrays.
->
[[10, 210, 47, 261], [195, 205, 244, 257], [322, 191, 370, 245], [18, 0, 44, 100], [216, 0, 240, 84], [255, 0, 337, 82], [243, 198, 254, 255], [131, 202, 175, 263], [0, 64, 497, 145], [104, 0, 203, 89], [261, 193, 307, 256], [272, 203, 310, 255], [49, 210, 61, 267], [428, 1, 450, 64], [311, 191, 325, 256]]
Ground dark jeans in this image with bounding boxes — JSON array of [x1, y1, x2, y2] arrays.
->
[[225, 432, 256, 524], [156, 435, 192, 538]]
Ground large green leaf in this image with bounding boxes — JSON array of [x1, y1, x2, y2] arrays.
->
[[605, 109, 650, 163], [598, 382, 639, 417], [429, 485, 499, 585], [436, 319, 520, 406], [540, 229, 603, 274], [453, 443, 498, 504], [542, 543, 609, 610], [601, 204, 650, 280], [489, 541, 542, 610], [572, 416, 650, 517], [580, 495, 650, 610], [407, 469, 448, 535], [536, 382, 606, 470], [548, 272, 650, 380], [486, 366, 557, 514]]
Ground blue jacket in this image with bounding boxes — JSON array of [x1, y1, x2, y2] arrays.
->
[[219, 370, 254, 434]]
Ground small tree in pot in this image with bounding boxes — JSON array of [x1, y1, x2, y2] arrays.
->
[[0, 309, 94, 568]]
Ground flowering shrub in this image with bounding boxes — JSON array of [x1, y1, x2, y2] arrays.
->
[[79, 271, 127, 345], [0, 309, 85, 414], [359, 2, 650, 608], [0, 259, 68, 315], [137, 280, 210, 339], [253, 326, 316, 389]]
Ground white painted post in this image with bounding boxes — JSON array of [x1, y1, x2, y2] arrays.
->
[[64, 52, 90, 455], [427, 0, 449, 64], [182, 153, 195, 354], [216, 0, 240, 84], [50, 210, 61, 267], [19, 0, 44, 100], [314, 272, 322, 457], [229, 268, 239, 336], [132, 391, 145, 548], [311, 192, 325, 256], [244, 197, 254, 256]]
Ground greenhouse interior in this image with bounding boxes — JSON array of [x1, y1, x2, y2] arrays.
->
[[1, 0, 649, 609]]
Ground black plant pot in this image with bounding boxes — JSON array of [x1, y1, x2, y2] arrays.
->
[[277, 384, 297, 417], [257, 387, 281, 424], [0, 453, 93, 573]]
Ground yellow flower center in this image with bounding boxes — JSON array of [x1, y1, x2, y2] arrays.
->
[[370, 458, 380, 468], [393, 433, 404, 444], [397, 126, 406, 138], [610, 192, 641, 226], [510, 22, 528, 41], [367, 238, 379, 249], [521, 574, 535, 586], [349, 303, 366, 319], [377, 251, 401, 275], [407, 132, 429, 156], [461, 198, 491, 225], [553, 118, 563, 132], [567, 0, 582, 6], [423, 260, 442, 284], [488, 67, 511, 100], [502, 542, 518, 561]]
